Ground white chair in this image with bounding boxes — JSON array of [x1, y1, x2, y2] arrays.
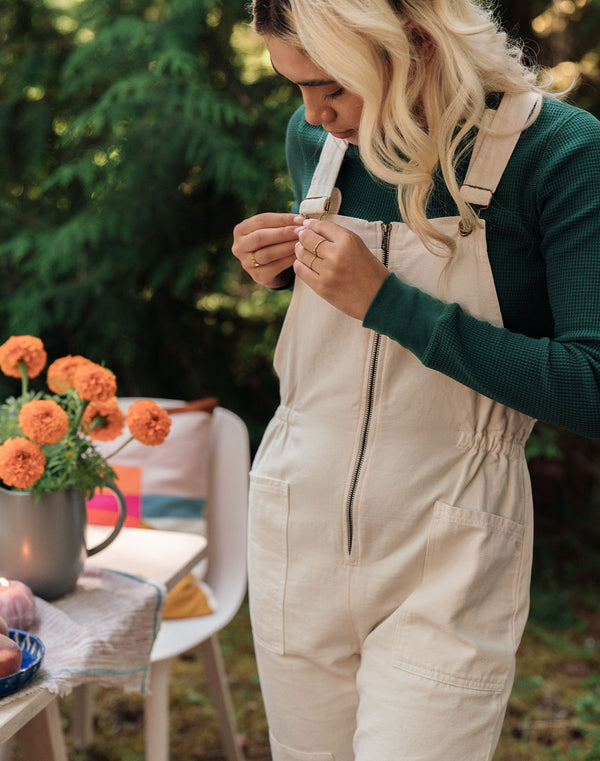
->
[[71, 405, 250, 761]]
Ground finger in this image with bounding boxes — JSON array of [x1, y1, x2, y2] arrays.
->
[[295, 228, 330, 258], [233, 229, 299, 266], [234, 213, 304, 236], [251, 255, 297, 284], [301, 217, 343, 239], [246, 239, 299, 269], [293, 255, 321, 283], [245, 225, 304, 256], [294, 240, 324, 275]]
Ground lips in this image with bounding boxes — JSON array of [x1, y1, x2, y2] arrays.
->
[[328, 129, 355, 140]]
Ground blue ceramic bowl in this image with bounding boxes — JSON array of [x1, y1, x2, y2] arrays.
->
[[0, 629, 45, 698]]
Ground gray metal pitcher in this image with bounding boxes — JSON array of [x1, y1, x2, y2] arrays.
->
[[0, 484, 127, 600]]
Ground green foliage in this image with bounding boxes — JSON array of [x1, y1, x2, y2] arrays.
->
[[575, 691, 600, 724], [529, 587, 585, 631], [525, 423, 564, 461], [0, 0, 300, 447]]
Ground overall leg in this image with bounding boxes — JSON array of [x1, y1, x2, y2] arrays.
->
[[255, 642, 359, 761], [350, 485, 533, 761], [248, 469, 362, 761]]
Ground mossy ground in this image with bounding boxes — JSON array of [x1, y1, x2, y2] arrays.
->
[[41, 584, 598, 761]]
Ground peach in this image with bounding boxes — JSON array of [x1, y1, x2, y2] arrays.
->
[[0, 581, 36, 630], [0, 634, 21, 678]]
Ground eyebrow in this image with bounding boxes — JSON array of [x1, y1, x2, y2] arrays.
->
[[271, 62, 337, 87]]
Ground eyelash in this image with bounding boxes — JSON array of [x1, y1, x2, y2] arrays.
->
[[324, 88, 344, 101]]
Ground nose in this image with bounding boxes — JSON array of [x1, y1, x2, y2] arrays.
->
[[302, 92, 335, 127]]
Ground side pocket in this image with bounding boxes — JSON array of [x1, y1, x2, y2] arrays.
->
[[248, 473, 290, 655], [392, 500, 525, 692], [270, 732, 335, 761]]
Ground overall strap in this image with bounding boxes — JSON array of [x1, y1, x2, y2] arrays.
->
[[299, 91, 540, 218], [459, 91, 541, 208], [299, 135, 348, 218]]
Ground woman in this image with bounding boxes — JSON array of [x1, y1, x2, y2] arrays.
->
[[232, 1, 600, 759]]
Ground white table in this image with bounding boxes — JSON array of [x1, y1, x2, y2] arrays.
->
[[0, 526, 207, 760], [86, 524, 207, 590]]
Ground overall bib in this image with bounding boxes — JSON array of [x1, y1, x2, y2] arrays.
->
[[249, 92, 539, 761]]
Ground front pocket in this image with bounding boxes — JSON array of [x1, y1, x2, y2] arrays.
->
[[392, 500, 525, 692], [248, 473, 290, 654]]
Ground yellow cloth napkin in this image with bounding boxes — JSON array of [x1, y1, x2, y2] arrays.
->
[[162, 573, 213, 619]]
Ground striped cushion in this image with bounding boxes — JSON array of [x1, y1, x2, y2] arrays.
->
[[87, 397, 216, 534]]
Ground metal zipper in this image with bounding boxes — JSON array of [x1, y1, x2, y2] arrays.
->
[[346, 222, 392, 554]]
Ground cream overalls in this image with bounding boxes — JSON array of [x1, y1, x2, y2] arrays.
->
[[249, 92, 540, 761]]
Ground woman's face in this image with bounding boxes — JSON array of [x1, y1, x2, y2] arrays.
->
[[265, 35, 363, 145]]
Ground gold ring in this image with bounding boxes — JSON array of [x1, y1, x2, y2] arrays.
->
[[309, 255, 318, 272], [313, 238, 325, 257], [250, 252, 261, 267]]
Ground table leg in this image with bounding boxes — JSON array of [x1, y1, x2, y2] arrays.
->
[[0, 737, 16, 761], [71, 684, 94, 750], [16, 700, 68, 761]]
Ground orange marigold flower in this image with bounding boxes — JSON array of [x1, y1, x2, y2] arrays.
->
[[81, 398, 125, 442], [0, 437, 46, 489], [47, 355, 93, 393], [0, 336, 47, 379], [18, 400, 70, 445], [72, 363, 117, 402], [126, 401, 171, 446]]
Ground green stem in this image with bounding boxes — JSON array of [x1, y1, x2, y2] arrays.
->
[[105, 434, 134, 459], [18, 361, 28, 397], [72, 399, 89, 433]]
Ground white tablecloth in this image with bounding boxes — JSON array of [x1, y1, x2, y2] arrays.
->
[[0, 566, 166, 705]]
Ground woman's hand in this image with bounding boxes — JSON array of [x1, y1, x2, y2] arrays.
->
[[294, 218, 389, 321], [232, 212, 305, 288]]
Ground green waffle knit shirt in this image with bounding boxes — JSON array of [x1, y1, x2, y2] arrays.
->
[[285, 96, 600, 437]]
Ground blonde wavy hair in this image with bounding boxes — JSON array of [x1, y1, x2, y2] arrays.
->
[[253, 0, 546, 254]]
